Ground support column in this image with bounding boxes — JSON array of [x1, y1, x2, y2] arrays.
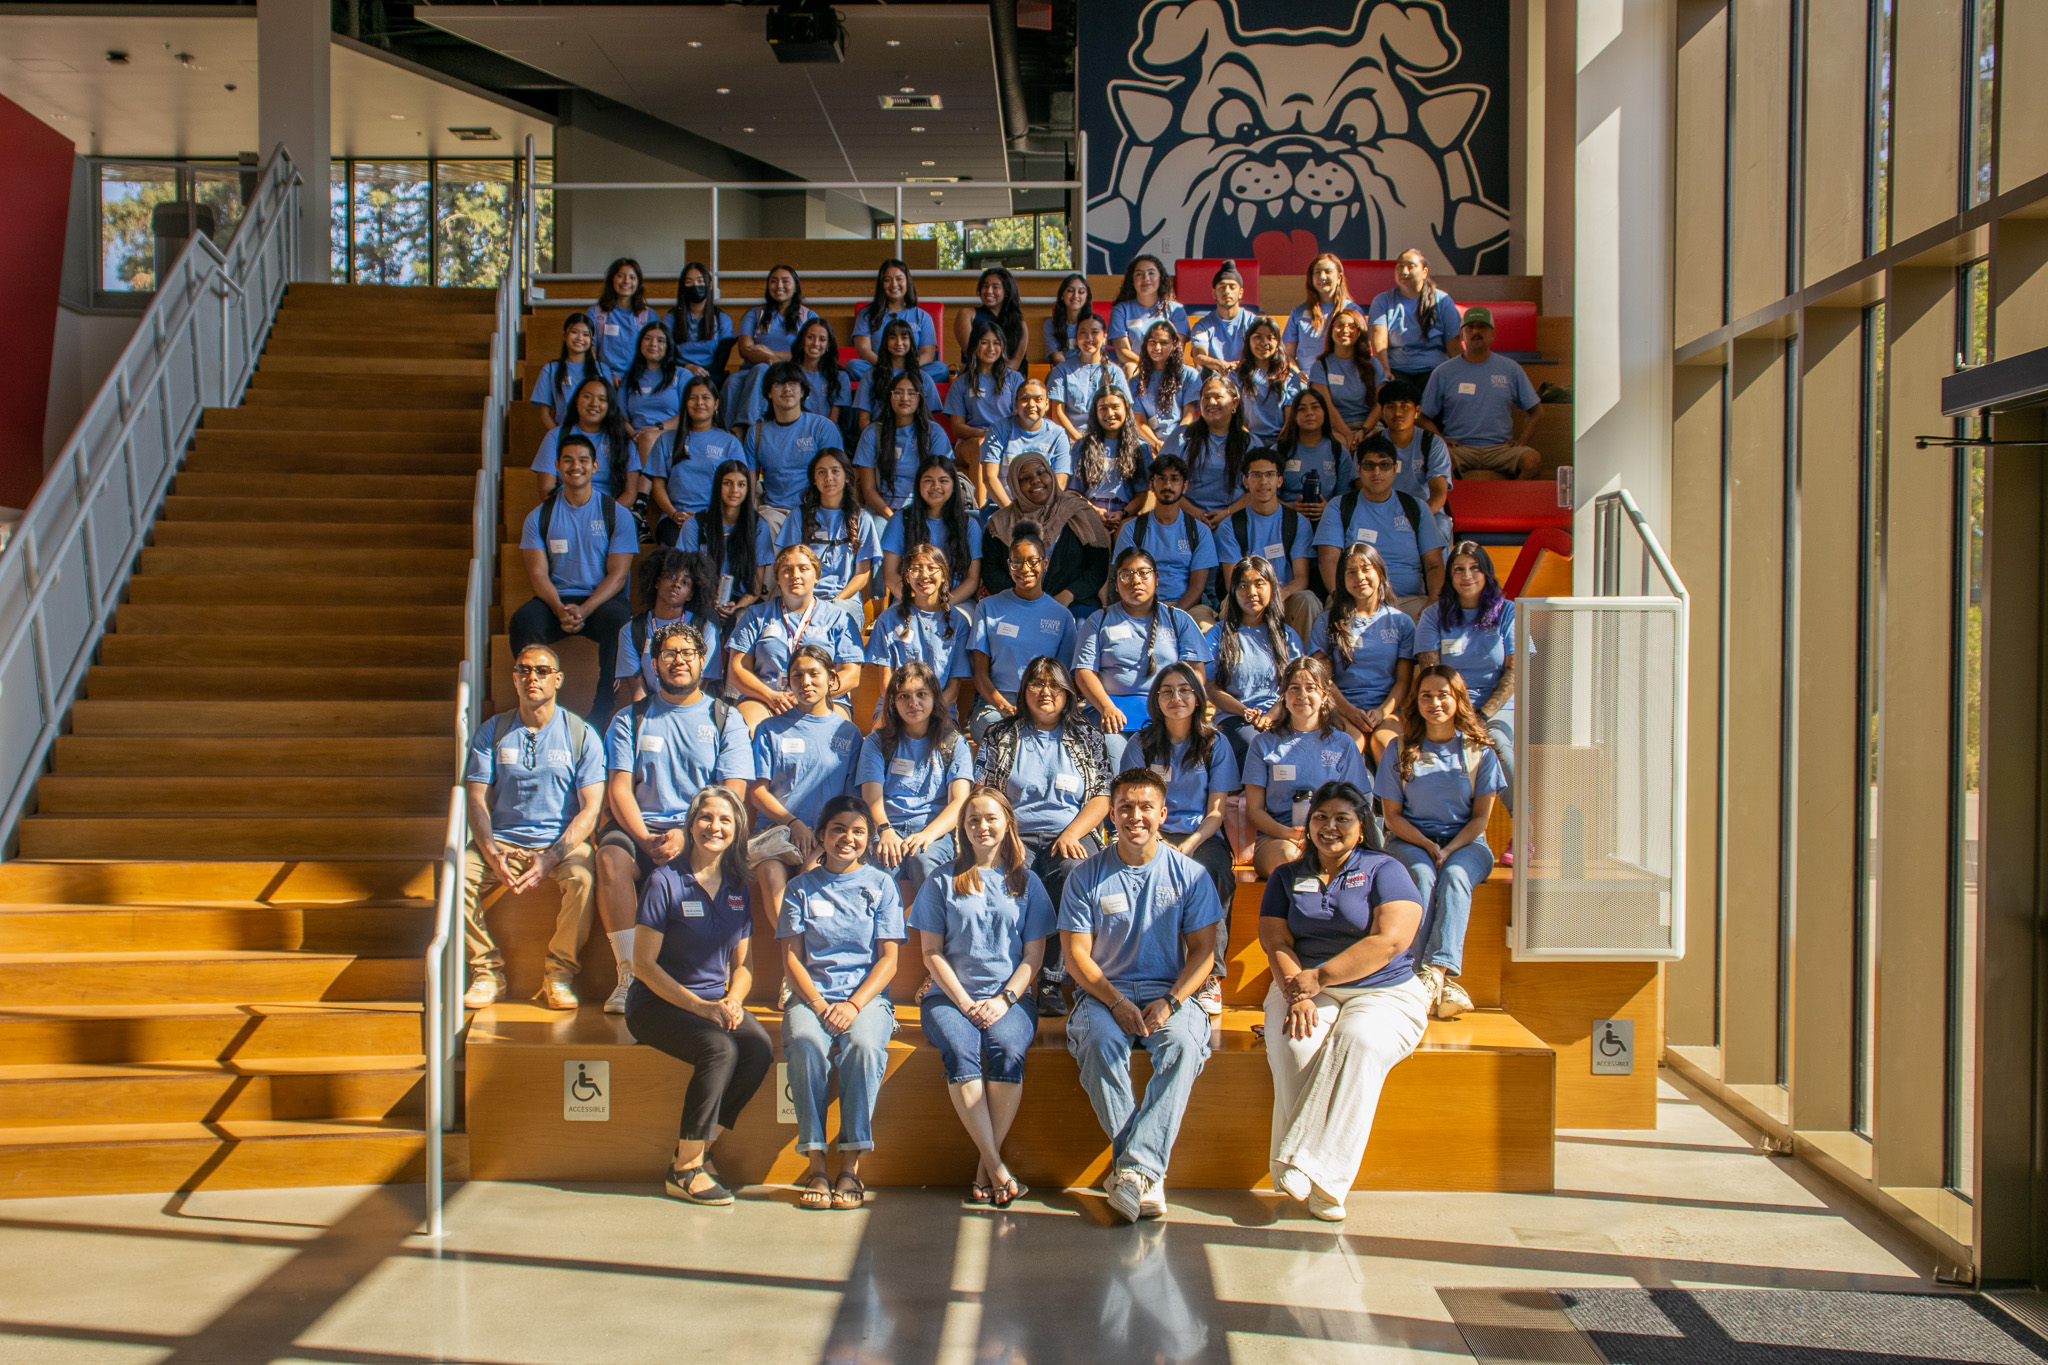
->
[[1571, 0, 1676, 588], [258, 0, 331, 283]]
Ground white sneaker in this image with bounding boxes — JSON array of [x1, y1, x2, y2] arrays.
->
[[605, 961, 634, 1014], [1107, 1168, 1149, 1222], [1307, 1188, 1348, 1222], [462, 972, 503, 1009], [1419, 964, 1444, 1015], [1196, 980, 1223, 1017], [1139, 1175, 1168, 1219], [1436, 975, 1471, 1020]]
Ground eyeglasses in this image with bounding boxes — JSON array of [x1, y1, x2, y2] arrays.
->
[[1116, 568, 1155, 582], [656, 649, 702, 663], [1009, 556, 1045, 569], [512, 665, 558, 679], [1360, 460, 1397, 472], [1156, 685, 1199, 701]]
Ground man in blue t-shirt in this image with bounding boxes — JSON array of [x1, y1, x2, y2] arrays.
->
[[1418, 307, 1542, 480], [596, 622, 756, 1012], [513, 434, 641, 722], [1107, 457, 1219, 613], [461, 644, 606, 1011], [745, 362, 843, 527], [1312, 433, 1447, 618], [1060, 768, 1226, 1222]]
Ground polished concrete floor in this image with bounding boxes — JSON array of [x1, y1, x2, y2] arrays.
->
[[0, 1073, 1941, 1364]]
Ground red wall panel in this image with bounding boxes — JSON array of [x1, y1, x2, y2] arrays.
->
[[0, 94, 74, 509]]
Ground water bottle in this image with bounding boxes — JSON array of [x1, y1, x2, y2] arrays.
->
[[1301, 469, 1322, 504]]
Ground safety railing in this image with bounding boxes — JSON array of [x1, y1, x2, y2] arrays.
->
[[422, 205, 521, 1236], [0, 147, 300, 855]]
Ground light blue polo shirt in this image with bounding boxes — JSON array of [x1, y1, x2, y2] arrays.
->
[[519, 492, 638, 597], [908, 867, 1056, 1001], [857, 730, 974, 832], [1240, 726, 1372, 821], [645, 427, 747, 515], [1311, 490, 1448, 598], [854, 419, 952, 509], [865, 603, 974, 684], [750, 709, 862, 832], [981, 418, 1072, 480], [1057, 844, 1225, 999], [1073, 605, 1213, 698], [1309, 604, 1415, 708], [776, 862, 905, 999], [1420, 354, 1541, 446], [1373, 736, 1507, 844], [1201, 619, 1306, 713], [604, 694, 756, 831], [744, 413, 841, 508], [1112, 511, 1219, 603], [969, 592, 1079, 694], [463, 708, 606, 849], [1118, 735, 1242, 835]]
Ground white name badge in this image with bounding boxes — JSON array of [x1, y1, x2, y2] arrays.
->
[[640, 735, 667, 752], [1264, 542, 1286, 558], [681, 899, 706, 918], [1100, 892, 1130, 916], [1458, 382, 1478, 395], [1149, 763, 1172, 779], [1053, 772, 1082, 793], [1104, 622, 1134, 642], [1292, 877, 1320, 895], [1356, 528, 1378, 543], [996, 622, 1021, 638], [497, 746, 521, 763], [779, 736, 805, 754], [1328, 374, 1345, 386], [1271, 764, 1297, 782], [1442, 637, 1469, 656], [549, 539, 569, 553], [1286, 459, 1303, 473], [889, 757, 916, 777]]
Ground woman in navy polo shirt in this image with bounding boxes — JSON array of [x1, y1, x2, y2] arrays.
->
[[1241, 657, 1373, 877], [909, 786, 1056, 1209], [625, 785, 773, 1206], [1374, 665, 1506, 1022], [1259, 779, 1430, 1221], [1309, 544, 1415, 763], [1073, 546, 1212, 766]]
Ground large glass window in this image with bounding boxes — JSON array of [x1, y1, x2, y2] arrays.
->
[[1866, 0, 1895, 253], [1966, 0, 1998, 209], [1853, 301, 1887, 1137], [877, 212, 1071, 271], [96, 161, 244, 295], [330, 162, 350, 284], [349, 161, 432, 286], [433, 161, 513, 286]]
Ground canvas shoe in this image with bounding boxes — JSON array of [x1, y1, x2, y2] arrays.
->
[[1436, 975, 1472, 1020], [1107, 1167, 1149, 1223], [536, 978, 579, 1011], [462, 972, 503, 1009], [605, 961, 635, 1014], [1419, 964, 1444, 1014], [1139, 1175, 1168, 1219], [1195, 979, 1223, 1017], [1307, 1188, 1348, 1222]]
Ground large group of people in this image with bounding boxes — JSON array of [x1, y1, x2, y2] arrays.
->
[[471, 242, 1534, 1223]]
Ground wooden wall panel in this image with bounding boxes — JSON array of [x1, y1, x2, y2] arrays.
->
[[1728, 0, 1791, 320], [1890, 0, 1965, 242], [1676, 0, 1730, 344], [1999, 4, 2048, 192], [1802, 0, 1872, 284]]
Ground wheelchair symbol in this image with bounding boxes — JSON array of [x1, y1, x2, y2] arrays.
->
[[571, 1064, 604, 1102], [1597, 1026, 1627, 1058]]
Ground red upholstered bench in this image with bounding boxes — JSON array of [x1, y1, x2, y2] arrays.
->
[[1343, 259, 1398, 306], [1175, 257, 1261, 308], [1457, 299, 1540, 354], [1448, 478, 1571, 534]]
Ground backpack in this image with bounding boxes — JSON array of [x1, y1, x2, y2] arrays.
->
[[628, 694, 737, 757], [1336, 489, 1426, 547], [489, 707, 592, 769], [1228, 506, 1301, 566], [538, 488, 620, 585], [1126, 509, 1203, 562]]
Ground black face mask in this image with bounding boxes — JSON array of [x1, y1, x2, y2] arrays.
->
[[680, 283, 708, 304]]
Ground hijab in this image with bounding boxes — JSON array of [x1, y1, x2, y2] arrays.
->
[[987, 451, 1110, 550]]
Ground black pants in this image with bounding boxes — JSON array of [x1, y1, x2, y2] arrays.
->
[[509, 592, 633, 723], [624, 982, 775, 1142], [1182, 833, 1236, 981], [1022, 832, 1099, 984]]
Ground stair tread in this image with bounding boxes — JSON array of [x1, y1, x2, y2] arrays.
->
[[0, 949, 413, 965], [0, 1116, 437, 1147], [2, 999, 422, 1020], [0, 1055, 427, 1081]]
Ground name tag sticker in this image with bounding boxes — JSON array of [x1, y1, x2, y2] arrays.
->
[[778, 737, 805, 754], [640, 735, 667, 753], [1292, 877, 1320, 894], [1458, 382, 1477, 395], [681, 899, 706, 918], [549, 539, 569, 553], [996, 622, 1021, 638], [1053, 772, 1082, 793], [1328, 374, 1345, 386], [1100, 892, 1130, 916], [1356, 528, 1379, 543], [1442, 637, 1469, 656], [498, 746, 521, 763], [1104, 622, 1134, 642], [1264, 542, 1286, 558], [1286, 459, 1303, 473], [889, 757, 916, 777], [1271, 764, 1297, 782]]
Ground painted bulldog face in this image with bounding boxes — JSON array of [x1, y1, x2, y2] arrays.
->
[[1086, 0, 1508, 271]]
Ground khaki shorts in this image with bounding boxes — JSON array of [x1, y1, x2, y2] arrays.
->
[[1392, 593, 1431, 621], [1255, 832, 1305, 868], [1449, 441, 1535, 477]]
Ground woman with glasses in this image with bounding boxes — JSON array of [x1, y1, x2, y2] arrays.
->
[[1074, 546, 1213, 767], [974, 656, 1113, 1017], [1116, 661, 1242, 1015], [967, 525, 1080, 740], [1241, 657, 1374, 877]]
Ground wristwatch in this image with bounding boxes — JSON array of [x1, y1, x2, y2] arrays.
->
[[1163, 995, 1184, 1016], [999, 987, 1019, 1006]]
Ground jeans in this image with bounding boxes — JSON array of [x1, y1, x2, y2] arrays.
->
[[1387, 837, 1495, 976], [874, 830, 955, 893], [920, 994, 1039, 1084], [1067, 992, 1212, 1182], [1021, 833, 1099, 982], [1179, 833, 1235, 981], [509, 592, 634, 723], [782, 996, 896, 1153], [1486, 716, 1516, 814], [624, 983, 775, 1141]]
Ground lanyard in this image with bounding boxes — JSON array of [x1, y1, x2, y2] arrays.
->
[[778, 597, 819, 652]]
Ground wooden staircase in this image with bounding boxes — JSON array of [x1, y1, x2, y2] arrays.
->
[[0, 283, 489, 1198]]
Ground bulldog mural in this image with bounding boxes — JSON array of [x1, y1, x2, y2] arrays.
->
[[1082, 0, 1510, 275]]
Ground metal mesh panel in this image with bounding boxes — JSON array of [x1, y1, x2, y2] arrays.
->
[[1513, 600, 1685, 959]]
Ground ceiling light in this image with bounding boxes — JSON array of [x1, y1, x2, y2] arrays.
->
[[929, 190, 943, 198], [742, 126, 756, 132], [450, 126, 500, 142], [390, 113, 406, 120], [716, 87, 730, 94], [910, 126, 926, 133], [688, 40, 702, 47], [921, 160, 935, 166], [900, 86, 915, 93], [885, 39, 901, 46], [880, 94, 941, 110], [105, 50, 128, 65]]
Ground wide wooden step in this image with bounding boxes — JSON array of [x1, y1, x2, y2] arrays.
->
[[98, 635, 462, 668], [181, 449, 483, 477], [0, 949, 422, 1006], [17, 816, 444, 860], [262, 336, 492, 360], [267, 312, 495, 337], [0, 901, 431, 954], [0, 1000, 425, 1064], [125, 575, 466, 607], [281, 283, 494, 311], [162, 495, 471, 523], [242, 376, 488, 405], [113, 604, 463, 635], [70, 698, 451, 736], [0, 1057, 426, 1127], [175, 471, 477, 500], [35, 774, 451, 815], [0, 860, 435, 908], [203, 406, 481, 433], [53, 733, 452, 776], [150, 520, 472, 547], [256, 354, 487, 379], [0, 1118, 466, 1199], [189, 429, 477, 455]]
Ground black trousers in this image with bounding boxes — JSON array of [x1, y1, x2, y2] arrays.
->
[[509, 592, 633, 723], [624, 982, 775, 1142], [1182, 833, 1236, 981], [1022, 833, 1099, 983]]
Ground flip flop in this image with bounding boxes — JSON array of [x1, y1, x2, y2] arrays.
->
[[798, 1173, 833, 1210], [991, 1178, 1029, 1210], [964, 1183, 993, 1208]]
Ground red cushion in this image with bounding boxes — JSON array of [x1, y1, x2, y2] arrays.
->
[[1174, 258, 1260, 308], [918, 301, 945, 363], [836, 346, 857, 365], [1447, 479, 1571, 533], [1342, 259, 1398, 309], [1457, 299, 1539, 353]]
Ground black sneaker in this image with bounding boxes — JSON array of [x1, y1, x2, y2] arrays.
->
[[1035, 978, 1069, 1017]]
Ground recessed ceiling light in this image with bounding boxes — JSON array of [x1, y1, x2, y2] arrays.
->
[[921, 160, 935, 166], [900, 86, 915, 93], [687, 40, 702, 47], [390, 113, 406, 120], [929, 190, 943, 197], [742, 126, 756, 132], [885, 38, 901, 46], [716, 87, 730, 94], [911, 126, 926, 133]]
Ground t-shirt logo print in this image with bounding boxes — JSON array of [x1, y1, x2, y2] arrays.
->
[[1082, 0, 1509, 270]]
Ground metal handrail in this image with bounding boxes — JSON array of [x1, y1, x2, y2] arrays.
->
[[1594, 489, 1688, 602], [0, 146, 300, 855]]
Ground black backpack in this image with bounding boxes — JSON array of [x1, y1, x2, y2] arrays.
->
[[538, 488, 620, 585], [488, 707, 593, 768], [1227, 506, 1302, 566], [628, 693, 737, 756]]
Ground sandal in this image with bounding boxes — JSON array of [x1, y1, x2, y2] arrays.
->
[[798, 1173, 833, 1210], [831, 1173, 867, 1210], [964, 1183, 993, 1208], [991, 1178, 1028, 1210], [665, 1162, 734, 1206]]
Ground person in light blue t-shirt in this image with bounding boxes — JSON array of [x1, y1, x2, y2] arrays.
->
[[1416, 543, 1524, 811], [1075, 546, 1214, 761], [1107, 254, 1190, 371], [1282, 253, 1365, 373], [743, 362, 842, 513], [1240, 656, 1375, 877], [777, 796, 905, 1209], [1418, 308, 1543, 480], [1308, 545, 1416, 766], [725, 544, 868, 727], [1376, 379, 1454, 546], [645, 378, 746, 539], [1188, 261, 1255, 372], [868, 543, 975, 715], [774, 448, 885, 608], [1311, 433, 1447, 613], [1233, 319, 1305, 441], [848, 259, 947, 385], [531, 377, 637, 502], [723, 265, 817, 426], [1368, 250, 1464, 387], [750, 644, 864, 937], [851, 320, 944, 423], [1069, 389, 1152, 530], [1203, 556, 1310, 767], [1308, 309, 1386, 450], [944, 323, 1025, 504], [1045, 314, 1133, 441], [1108, 458, 1218, 611], [614, 546, 725, 707], [1059, 767, 1225, 1221], [855, 373, 952, 515], [981, 379, 1073, 504], [1131, 326, 1204, 462], [858, 661, 975, 897], [461, 642, 607, 1010], [513, 435, 640, 723], [968, 547, 1082, 738], [588, 258, 660, 375], [530, 313, 606, 427], [1177, 374, 1258, 519]]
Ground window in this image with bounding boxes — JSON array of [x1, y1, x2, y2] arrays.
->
[[327, 157, 553, 286], [1866, 0, 1894, 253], [434, 161, 514, 287], [330, 162, 350, 284], [349, 161, 432, 286], [96, 161, 243, 296], [1852, 302, 1887, 1136], [877, 212, 1072, 271], [1965, 0, 1997, 208]]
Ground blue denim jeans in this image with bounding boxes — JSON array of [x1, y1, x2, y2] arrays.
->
[[1387, 838, 1495, 976], [874, 830, 956, 898], [1486, 717, 1515, 814], [782, 996, 896, 1154], [920, 993, 1039, 1084], [1067, 992, 1212, 1181]]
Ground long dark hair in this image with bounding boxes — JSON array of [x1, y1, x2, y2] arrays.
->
[[694, 458, 761, 589], [1135, 661, 1217, 773], [902, 455, 973, 586], [1014, 654, 1086, 736], [596, 256, 647, 313], [622, 320, 680, 393], [1135, 320, 1187, 419], [1047, 272, 1093, 354], [875, 374, 941, 498], [1107, 545, 1168, 673], [1075, 388, 1143, 495], [962, 318, 1013, 393], [798, 447, 859, 547], [865, 319, 922, 419], [567, 376, 634, 495], [1438, 539, 1508, 630], [792, 317, 843, 415], [1183, 373, 1252, 497], [1397, 664, 1497, 785], [1235, 316, 1289, 386], [674, 375, 722, 455], [949, 786, 1031, 898], [1276, 386, 1332, 457], [1114, 252, 1175, 304], [669, 261, 719, 342], [858, 258, 919, 332], [893, 543, 959, 639], [760, 264, 806, 335], [551, 312, 601, 407], [974, 268, 1025, 358], [680, 785, 750, 893], [1214, 555, 1298, 696], [1325, 544, 1391, 669], [637, 545, 716, 619], [875, 659, 963, 763]]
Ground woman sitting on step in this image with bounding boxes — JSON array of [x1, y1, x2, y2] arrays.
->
[[1240, 657, 1374, 879], [1373, 666, 1506, 1021], [857, 661, 975, 904], [1260, 779, 1430, 1223]]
